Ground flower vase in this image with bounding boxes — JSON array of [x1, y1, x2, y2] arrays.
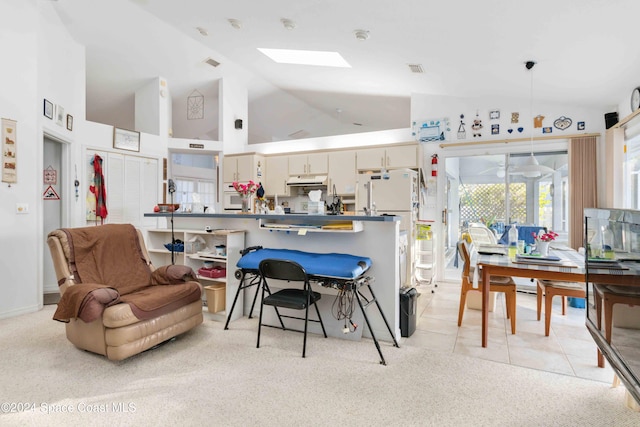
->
[[537, 241, 550, 256], [241, 194, 250, 213]]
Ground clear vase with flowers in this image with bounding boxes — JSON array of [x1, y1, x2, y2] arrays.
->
[[232, 180, 258, 212], [532, 230, 558, 256]]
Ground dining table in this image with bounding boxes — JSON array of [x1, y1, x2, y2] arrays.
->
[[475, 245, 586, 347]]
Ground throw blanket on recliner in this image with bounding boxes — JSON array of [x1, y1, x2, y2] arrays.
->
[[52, 224, 201, 322]]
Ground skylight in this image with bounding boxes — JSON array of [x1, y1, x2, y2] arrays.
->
[[257, 48, 351, 68]]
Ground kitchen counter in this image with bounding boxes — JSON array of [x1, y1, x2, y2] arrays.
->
[[144, 212, 399, 221], [143, 211, 403, 342]]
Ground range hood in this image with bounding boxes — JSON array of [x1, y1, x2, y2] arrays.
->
[[286, 175, 328, 187]]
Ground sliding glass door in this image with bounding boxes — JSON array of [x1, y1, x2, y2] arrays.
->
[[444, 150, 568, 271]]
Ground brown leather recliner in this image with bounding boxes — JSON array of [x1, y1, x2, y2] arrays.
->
[[47, 224, 203, 361]]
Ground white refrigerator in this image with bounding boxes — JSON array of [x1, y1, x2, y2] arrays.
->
[[357, 168, 419, 286]]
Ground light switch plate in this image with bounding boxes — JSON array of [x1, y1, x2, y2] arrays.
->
[[16, 203, 28, 214]]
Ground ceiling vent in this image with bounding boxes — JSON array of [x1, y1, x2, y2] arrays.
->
[[204, 57, 220, 68], [288, 129, 309, 139], [408, 63, 424, 73]]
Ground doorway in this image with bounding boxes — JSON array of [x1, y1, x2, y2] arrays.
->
[[43, 135, 66, 304]]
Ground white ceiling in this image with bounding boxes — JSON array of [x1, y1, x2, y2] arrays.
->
[[52, 0, 640, 144]]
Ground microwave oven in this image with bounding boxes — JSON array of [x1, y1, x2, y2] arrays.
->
[[222, 184, 248, 211]]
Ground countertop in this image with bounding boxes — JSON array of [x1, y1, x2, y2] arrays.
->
[[143, 212, 399, 222]]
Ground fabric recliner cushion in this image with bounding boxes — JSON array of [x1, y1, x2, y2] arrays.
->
[[119, 282, 202, 321]]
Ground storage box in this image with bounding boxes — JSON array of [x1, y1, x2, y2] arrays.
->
[[466, 290, 497, 312], [307, 201, 325, 215], [184, 240, 205, 254], [204, 283, 226, 313], [198, 266, 226, 278]]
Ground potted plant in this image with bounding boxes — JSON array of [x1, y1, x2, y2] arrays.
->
[[532, 230, 558, 256]]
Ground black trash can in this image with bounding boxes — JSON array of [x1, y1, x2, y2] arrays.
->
[[400, 287, 418, 337]]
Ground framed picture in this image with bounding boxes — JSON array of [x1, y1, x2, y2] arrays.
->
[[55, 105, 64, 126], [113, 127, 140, 152], [66, 114, 73, 131], [43, 99, 53, 119]]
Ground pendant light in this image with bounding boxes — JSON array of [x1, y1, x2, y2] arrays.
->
[[509, 61, 554, 178]]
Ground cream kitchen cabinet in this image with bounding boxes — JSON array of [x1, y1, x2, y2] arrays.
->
[[289, 152, 328, 176], [328, 150, 357, 195], [223, 153, 264, 183], [264, 155, 289, 196], [356, 144, 418, 171]]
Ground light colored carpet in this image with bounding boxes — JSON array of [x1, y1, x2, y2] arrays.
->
[[0, 305, 637, 426]]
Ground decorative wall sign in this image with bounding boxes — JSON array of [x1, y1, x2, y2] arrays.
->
[[2, 118, 17, 184], [577, 121, 585, 131], [187, 89, 204, 120], [43, 165, 57, 184], [43, 185, 60, 200], [413, 117, 451, 142], [533, 115, 545, 128], [457, 114, 466, 139], [43, 99, 53, 119], [511, 112, 519, 123], [471, 113, 483, 138], [553, 116, 572, 130], [113, 127, 140, 152]]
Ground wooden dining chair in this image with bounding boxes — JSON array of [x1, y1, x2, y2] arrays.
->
[[457, 240, 517, 334], [536, 279, 586, 336], [594, 284, 640, 368]]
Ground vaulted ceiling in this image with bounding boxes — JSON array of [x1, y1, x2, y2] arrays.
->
[[53, 0, 640, 145]]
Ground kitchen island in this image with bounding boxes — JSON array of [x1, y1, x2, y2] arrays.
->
[[143, 212, 402, 342]]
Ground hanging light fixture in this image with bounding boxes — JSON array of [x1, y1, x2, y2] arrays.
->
[[509, 61, 554, 178]]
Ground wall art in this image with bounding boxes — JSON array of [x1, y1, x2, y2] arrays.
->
[[511, 112, 519, 123], [489, 110, 500, 120], [456, 114, 466, 139], [113, 127, 140, 152], [43, 165, 57, 185], [55, 105, 65, 126], [43, 99, 53, 119], [543, 127, 553, 134], [534, 115, 545, 128], [491, 124, 500, 135], [471, 113, 483, 137], [66, 114, 73, 131], [577, 121, 585, 131], [2, 118, 17, 184], [413, 117, 451, 142], [553, 116, 572, 130]]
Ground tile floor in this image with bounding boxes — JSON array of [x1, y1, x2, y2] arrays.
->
[[407, 277, 617, 384]]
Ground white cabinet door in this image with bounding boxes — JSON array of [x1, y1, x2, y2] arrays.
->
[[288, 154, 307, 175], [236, 155, 255, 182], [222, 156, 237, 183], [307, 152, 328, 175], [288, 153, 328, 176], [356, 147, 386, 170], [328, 151, 356, 195], [265, 155, 289, 196], [386, 145, 418, 169]]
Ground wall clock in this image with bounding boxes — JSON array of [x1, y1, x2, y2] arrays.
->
[[631, 87, 640, 112]]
